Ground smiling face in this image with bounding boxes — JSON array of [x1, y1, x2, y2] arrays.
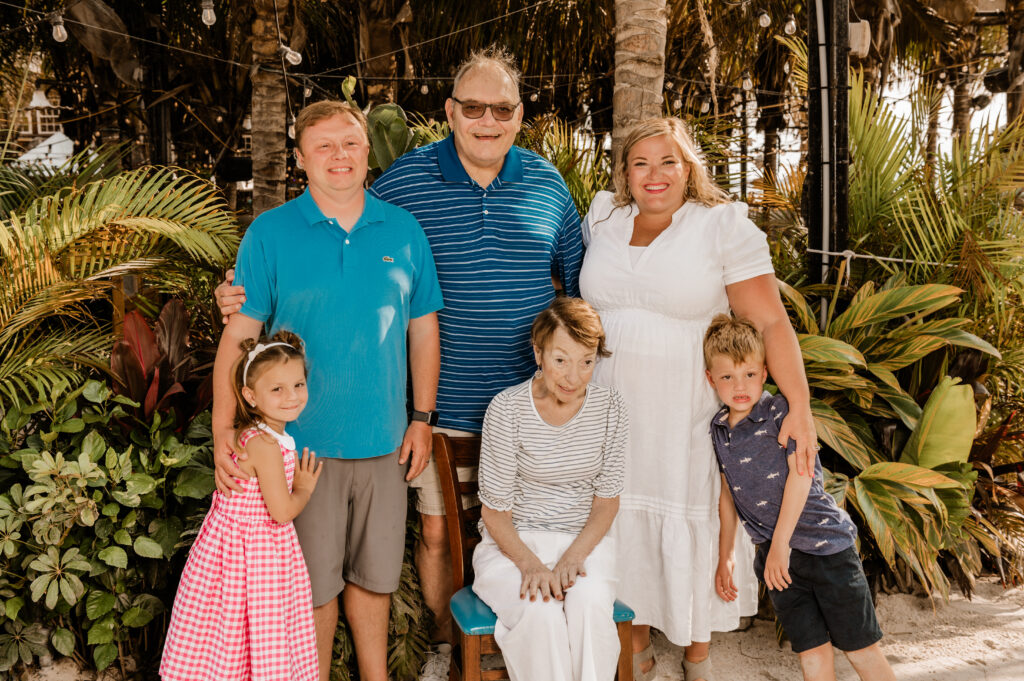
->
[[705, 353, 768, 423], [625, 134, 691, 218], [242, 358, 308, 432], [445, 63, 523, 178], [533, 326, 597, 406], [295, 112, 369, 200]]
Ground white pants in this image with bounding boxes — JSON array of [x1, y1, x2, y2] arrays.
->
[[472, 529, 620, 681]]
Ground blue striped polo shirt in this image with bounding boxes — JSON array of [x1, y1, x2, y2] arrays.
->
[[234, 189, 444, 459], [370, 135, 584, 432]]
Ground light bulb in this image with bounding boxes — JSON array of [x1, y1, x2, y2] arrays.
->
[[201, 0, 216, 27], [783, 61, 791, 75], [420, 84, 429, 95], [700, 100, 710, 114], [288, 116, 296, 139], [529, 92, 538, 102], [133, 66, 144, 82], [672, 99, 682, 110], [243, 115, 252, 131], [280, 46, 302, 66], [665, 81, 674, 90], [51, 15, 67, 42], [784, 14, 797, 36], [758, 11, 771, 28], [742, 71, 754, 91], [304, 84, 313, 98]]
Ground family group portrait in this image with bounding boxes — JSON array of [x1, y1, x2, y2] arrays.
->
[[1, 1, 1023, 680]]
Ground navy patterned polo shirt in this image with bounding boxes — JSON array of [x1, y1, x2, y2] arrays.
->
[[710, 391, 857, 555]]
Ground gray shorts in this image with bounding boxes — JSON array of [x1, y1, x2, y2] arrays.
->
[[293, 451, 408, 606]]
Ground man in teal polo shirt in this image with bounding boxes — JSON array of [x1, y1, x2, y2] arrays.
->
[[211, 101, 442, 681]]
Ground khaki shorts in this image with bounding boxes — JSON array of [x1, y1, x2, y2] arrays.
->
[[408, 426, 481, 516], [293, 451, 408, 606]]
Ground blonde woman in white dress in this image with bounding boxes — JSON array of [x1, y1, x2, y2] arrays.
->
[[579, 117, 817, 681]]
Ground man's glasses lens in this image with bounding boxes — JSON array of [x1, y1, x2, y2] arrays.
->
[[455, 99, 518, 121]]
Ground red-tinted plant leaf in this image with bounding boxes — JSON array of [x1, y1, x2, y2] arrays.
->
[[144, 365, 161, 419], [110, 340, 147, 403], [155, 382, 186, 414], [155, 300, 191, 385], [122, 310, 161, 377]]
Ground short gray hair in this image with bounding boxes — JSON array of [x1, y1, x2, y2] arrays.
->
[[452, 45, 522, 99]]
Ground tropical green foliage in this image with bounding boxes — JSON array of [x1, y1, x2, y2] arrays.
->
[[0, 165, 239, 408], [0, 378, 215, 675], [779, 270, 999, 596]]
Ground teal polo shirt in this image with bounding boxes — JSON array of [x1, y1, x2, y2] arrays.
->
[[234, 189, 443, 459]]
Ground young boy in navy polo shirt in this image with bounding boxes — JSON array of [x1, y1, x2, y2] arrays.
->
[[703, 314, 896, 681]]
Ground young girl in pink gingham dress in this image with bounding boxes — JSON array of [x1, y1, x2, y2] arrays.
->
[[161, 331, 322, 681]]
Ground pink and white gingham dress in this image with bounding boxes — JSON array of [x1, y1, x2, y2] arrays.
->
[[160, 424, 318, 681]]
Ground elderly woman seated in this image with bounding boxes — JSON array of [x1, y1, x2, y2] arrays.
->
[[472, 297, 628, 681]]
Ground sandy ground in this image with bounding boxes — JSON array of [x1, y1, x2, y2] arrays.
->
[[24, 577, 1024, 680], [650, 576, 1024, 681]]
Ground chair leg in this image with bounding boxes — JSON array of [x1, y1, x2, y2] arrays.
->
[[462, 632, 482, 681], [616, 621, 633, 681]]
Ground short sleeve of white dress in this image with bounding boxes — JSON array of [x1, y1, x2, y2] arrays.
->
[[714, 202, 775, 285], [581, 190, 624, 248]]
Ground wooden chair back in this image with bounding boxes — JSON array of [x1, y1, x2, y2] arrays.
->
[[433, 433, 483, 592]]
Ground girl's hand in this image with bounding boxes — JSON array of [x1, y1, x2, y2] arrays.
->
[[292, 448, 323, 495], [715, 556, 737, 602], [552, 550, 587, 593], [764, 543, 792, 591], [519, 559, 563, 602]]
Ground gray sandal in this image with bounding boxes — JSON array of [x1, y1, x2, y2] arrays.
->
[[682, 655, 714, 681], [632, 643, 657, 681]]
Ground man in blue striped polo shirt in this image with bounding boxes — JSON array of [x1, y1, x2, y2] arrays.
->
[[216, 47, 584, 664]]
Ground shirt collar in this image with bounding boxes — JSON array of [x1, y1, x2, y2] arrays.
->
[[437, 134, 524, 186], [295, 188, 385, 233], [711, 390, 775, 429]]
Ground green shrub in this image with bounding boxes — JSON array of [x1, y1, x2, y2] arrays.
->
[[0, 379, 214, 676]]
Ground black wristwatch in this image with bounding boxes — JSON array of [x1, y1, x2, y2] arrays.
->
[[411, 409, 439, 426]]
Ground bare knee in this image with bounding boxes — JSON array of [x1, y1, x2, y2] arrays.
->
[[797, 642, 836, 681], [419, 513, 449, 552], [844, 643, 896, 681]]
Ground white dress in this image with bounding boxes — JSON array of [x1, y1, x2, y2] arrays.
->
[[579, 191, 772, 646]]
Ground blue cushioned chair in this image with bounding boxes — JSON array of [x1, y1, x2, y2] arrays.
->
[[433, 433, 635, 681]]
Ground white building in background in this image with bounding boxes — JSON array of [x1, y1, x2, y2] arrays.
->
[[15, 87, 74, 166]]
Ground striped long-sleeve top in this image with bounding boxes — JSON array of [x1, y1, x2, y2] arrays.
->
[[478, 379, 628, 534]]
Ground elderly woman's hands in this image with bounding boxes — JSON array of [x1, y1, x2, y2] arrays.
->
[[519, 558, 564, 601], [553, 549, 587, 592]]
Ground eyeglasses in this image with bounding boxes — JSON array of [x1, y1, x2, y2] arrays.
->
[[452, 97, 520, 121]]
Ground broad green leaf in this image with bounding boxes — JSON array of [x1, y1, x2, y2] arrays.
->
[[810, 399, 881, 470], [828, 284, 962, 339], [83, 380, 109, 403], [798, 334, 866, 366], [97, 546, 128, 569], [93, 642, 118, 671], [51, 628, 75, 656], [901, 377, 976, 469], [868, 335, 949, 370], [133, 536, 163, 559], [85, 591, 116, 620], [778, 279, 819, 334], [858, 462, 961, 489], [124, 473, 157, 497], [4, 597, 23, 621], [173, 466, 215, 500], [121, 607, 153, 628], [80, 431, 106, 462], [851, 478, 899, 565], [87, 616, 115, 645]]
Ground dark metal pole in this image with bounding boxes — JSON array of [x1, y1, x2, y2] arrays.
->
[[833, 0, 850, 263], [805, 3, 825, 284]]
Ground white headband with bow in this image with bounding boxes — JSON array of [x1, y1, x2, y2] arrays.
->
[[242, 342, 295, 386]]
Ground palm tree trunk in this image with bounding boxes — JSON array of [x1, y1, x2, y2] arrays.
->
[[612, 0, 667, 162], [1009, 2, 1024, 125], [951, 72, 973, 141], [358, 1, 407, 106], [252, 0, 292, 216]]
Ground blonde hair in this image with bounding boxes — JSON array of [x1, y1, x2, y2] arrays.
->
[[703, 314, 764, 368], [452, 45, 522, 99], [231, 330, 307, 446], [531, 297, 611, 359], [613, 117, 730, 209], [294, 101, 368, 147]]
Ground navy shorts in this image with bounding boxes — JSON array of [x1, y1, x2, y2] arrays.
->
[[754, 543, 883, 653]]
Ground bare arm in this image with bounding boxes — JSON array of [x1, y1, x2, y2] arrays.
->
[[764, 455, 813, 591], [727, 273, 817, 476], [212, 312, 263, 494], [715, 475, 740, 601], [551, 495, 618, 592], [400, 312, 440, 481], [245, 438, 323, 523], [480, 505, 564, 602]]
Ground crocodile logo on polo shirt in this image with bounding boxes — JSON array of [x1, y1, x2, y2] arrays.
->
[[382, 256, 394, 262]]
